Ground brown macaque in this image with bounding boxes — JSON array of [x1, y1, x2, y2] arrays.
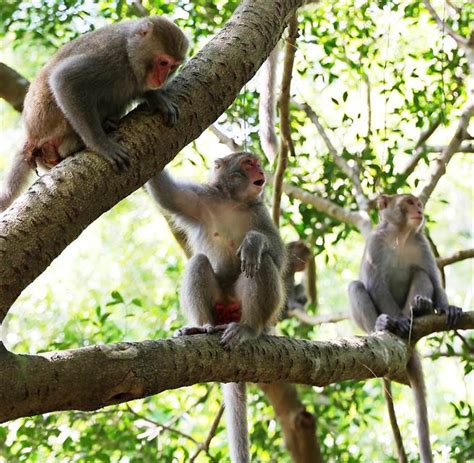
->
[[0, 16, 188, 213], [146, 152, 286, 463], [348, 193, 463, 463], [283, 240, 311, 315]]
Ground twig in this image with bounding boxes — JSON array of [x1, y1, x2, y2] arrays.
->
[[272, 14, 298, 226], [297, 101, 371, 213], [425, 143, 474, 153], [208, 125, 242, 152], [437, 248, 474, 268], [455, 331, 474, 354], [289, 308, 348, 325], [126, 404, 197, 443], [422, 0, 469, 48], [131, 0, 149, 17], [400, 117, 441, 177], [364, 74, 373, 153], [189, 405, 225, 462]]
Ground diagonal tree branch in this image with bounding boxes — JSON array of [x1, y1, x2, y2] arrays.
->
[[0, 0, 305, 321], [437, 248, 474, 268], [1, 311, 472, 423], [297, 102, 371, 214]]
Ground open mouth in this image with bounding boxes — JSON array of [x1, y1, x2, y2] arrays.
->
[[253, 179, 265, 187]]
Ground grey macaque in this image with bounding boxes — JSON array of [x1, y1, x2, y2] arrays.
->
[[0, 16, 188, 212], [147, 152, 286, 463], [348, 193, 462, 463]]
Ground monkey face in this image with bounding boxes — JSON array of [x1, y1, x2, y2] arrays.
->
[[147, 54, 182, 89], [213, 152, 265, 202], [378, 193, 424, 229]]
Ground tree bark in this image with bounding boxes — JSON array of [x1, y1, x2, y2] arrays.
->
[[1, 311, 472, 423], [0, 0, 304, 321]]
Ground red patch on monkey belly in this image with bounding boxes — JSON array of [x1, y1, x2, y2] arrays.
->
[[214, 302, 242, 324], [32, 139, 62, 167]]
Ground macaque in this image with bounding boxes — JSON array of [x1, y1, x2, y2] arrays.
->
[[348, 193, 462, 463], [147, 152, 286, 463], [283, 240, 311, 315], [0, 16, 188, 212]]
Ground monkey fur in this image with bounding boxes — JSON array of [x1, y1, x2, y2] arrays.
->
[[147, 152, 286, 463], [348, 193, 462, 463], [0, 16, 188, 213]]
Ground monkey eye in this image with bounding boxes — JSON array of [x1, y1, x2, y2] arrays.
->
[[407, 199, 414, 205]]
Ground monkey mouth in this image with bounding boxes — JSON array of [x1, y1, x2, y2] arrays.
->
[[253, 179, 265, 187]]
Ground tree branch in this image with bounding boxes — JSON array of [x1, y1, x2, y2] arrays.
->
[[269, 175, 372, 237], [208, 124, 242, 152], [273, 14, 298, 225], [1, 311, 472, 423], [0, 62, 29, 112], [297, 101, 371, 213], [437, 248, 474, 268], [0, 0, 305, 321], [422, 0, 469, 48], [289, 309, 348, 325]]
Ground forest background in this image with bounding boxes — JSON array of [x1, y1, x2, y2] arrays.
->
[[0, 0, 473, 462]]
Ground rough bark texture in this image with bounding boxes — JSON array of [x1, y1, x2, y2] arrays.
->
[[1, 311, 472, 423], [0, 0, 304, 321]]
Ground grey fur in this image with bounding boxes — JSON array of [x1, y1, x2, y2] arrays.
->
[[147, 152, 286, 462], [0, 16, 188, 213], [348, 194, 462, 463]]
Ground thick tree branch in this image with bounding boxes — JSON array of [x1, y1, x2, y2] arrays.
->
[[0, 0, 304, 321], [0, 62, 29, 112], [437, 248, 474, 268], [273, 14, 298, 225], [1, 311, 472, 423]]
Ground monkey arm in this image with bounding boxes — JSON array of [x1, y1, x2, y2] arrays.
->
[[146, 170, 204, 223]]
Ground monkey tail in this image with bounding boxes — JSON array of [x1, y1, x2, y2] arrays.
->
[[222, 382, 249, 463], [382, 378, 408, 463], [0, 144, 33, 213], [406, 352, 433, 463], [258, 47, 279, 163]]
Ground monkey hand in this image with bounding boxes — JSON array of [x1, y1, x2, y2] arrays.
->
[[375, 314, 412, 338], [410, 295, 434, 317], [237, 234, 264, 278], [145, 90, 179, 127], [97, 139, 131, 172], [220, 322, 256, 349], [437, 304, 463, 328]]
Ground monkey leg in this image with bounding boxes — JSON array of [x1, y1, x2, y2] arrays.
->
[[221, 254, 283, 349], [179, 253, 221, 330], [348, 280, 381, 333], [57, 133, 84, 159], [406, 351, 433, 463], [403, 270, 434, 317]]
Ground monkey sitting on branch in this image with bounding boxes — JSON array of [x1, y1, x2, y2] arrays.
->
[[348, 193, 463, 463], [147, 152, 286, 463], [0, 16, 189, 213]]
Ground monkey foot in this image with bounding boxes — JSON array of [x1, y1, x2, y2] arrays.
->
[[375, 314, 412, 339], [438, 304, 463, 328], [174, 324, 220, 337], [214, 302, 242, 325], [411, 296, 433, 317], [220, 322, 256, 350]]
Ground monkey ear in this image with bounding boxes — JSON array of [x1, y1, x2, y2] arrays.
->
[[377, 194, 391, 210], [214, 159, 223, 170], [136, 19, 154, 38]]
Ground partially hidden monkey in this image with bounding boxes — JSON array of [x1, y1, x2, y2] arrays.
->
[[0, 16, 188, 212], [348, 193, 462, 463], [146, 152, 286, 463], [283, 240, 311, 315]]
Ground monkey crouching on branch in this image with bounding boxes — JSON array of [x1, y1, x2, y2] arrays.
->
[[147, 152, 286, 463], [348, 193, 462, 463], [0, 16, 189, 213]]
